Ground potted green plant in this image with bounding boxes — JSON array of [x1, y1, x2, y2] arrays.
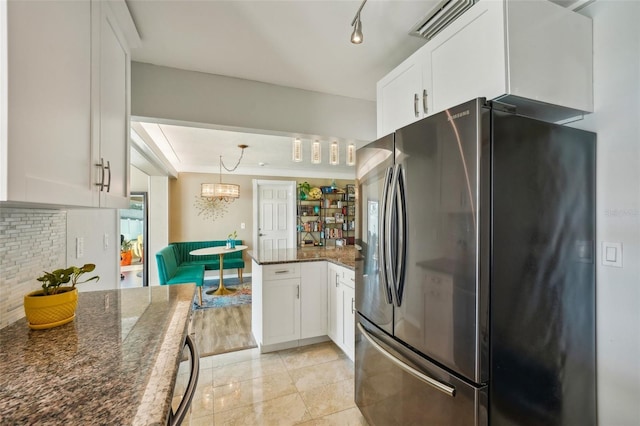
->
[[24, 263, 100, 330], [227, 230, 237, 249], [121, 239, 133, 266], [298, 181, 311, 200]]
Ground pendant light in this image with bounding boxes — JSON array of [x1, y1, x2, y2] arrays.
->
[[330, 141, 339, 165], [346, 143, 356, 166], [311, 140, 321, 164], [201, 144, 247, 202], [292, 138, 303, 162]]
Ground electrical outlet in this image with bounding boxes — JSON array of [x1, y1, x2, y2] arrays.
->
[[103, 233, 109, 249], [76, 237, 84, 259], [241, 222, 246, 229]]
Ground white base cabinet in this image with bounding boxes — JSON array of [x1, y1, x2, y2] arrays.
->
[[252, 261, 328, 352], [1, 0, 134, 208], [327, 263, 355, 361], [377, 0, 593, 137]]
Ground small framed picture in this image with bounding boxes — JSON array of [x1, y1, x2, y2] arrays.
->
[[346, 184, 355, 200]]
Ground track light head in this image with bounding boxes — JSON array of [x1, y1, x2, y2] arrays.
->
[[351, 14, 363, 44]]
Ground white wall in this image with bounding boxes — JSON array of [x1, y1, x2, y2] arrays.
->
[[571, 2, 640, 424], [66, 209, 119, 292], [147, 176, 169, 285], [130, 165, 149, 193], [131, 62, 377, 143]]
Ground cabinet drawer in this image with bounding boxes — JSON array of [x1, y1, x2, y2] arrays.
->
[[336, 267, 356, 289], [263, 263, 301, 280]]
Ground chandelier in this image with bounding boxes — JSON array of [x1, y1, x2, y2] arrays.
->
[[201, 144, 248, 202]]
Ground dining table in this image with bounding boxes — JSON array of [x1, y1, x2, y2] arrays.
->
[[189, 245, 248, 296]]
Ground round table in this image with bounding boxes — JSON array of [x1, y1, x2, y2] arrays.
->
[[189, 245, 248, 296]]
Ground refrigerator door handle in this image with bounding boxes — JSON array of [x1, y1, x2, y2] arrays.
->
[[393, 164, 407, 306], [357, 323, 456, 397], [379, 166, 394, 305], [388, 164, 405, 306]]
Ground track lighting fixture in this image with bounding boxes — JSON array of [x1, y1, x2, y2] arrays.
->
[[350, 0, 367, 44]]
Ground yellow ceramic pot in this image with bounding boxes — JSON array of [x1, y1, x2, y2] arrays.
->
[[23, 287, 78, 330]]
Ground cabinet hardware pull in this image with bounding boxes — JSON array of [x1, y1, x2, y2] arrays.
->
[[95, 158, 105, 191], [414, 93, 419, 117], [423, 89, 428, 114], [275, 270, 289, 274], [336, 274, 340, 287], [169, 334, 200, 425], [351, 298, 355, 314], [104, 160, 111, 193], [297, 285, 300, 299]]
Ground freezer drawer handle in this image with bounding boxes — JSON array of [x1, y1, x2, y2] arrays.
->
[[357, 323, 456, 397]]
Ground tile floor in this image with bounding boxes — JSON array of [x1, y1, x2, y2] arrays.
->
[[177, 338, 368, 425]]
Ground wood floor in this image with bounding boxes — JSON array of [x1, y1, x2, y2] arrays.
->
[[191, 304, 256, 357]]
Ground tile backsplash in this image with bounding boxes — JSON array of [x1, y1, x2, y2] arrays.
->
[[0, 208, 66, 328]]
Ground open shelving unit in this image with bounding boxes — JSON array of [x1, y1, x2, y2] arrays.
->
[[297, 185, 355, 248]]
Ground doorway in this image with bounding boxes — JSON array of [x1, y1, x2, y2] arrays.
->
[[119, 192, 149, 287], [253, 180, 296, 251]]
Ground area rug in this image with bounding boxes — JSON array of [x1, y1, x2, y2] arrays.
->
[[194, 277, 252, 310]]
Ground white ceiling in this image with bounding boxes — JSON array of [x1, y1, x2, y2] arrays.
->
[[132, 121, 360, 179], [125, 0, 437, 177], [125, 0, 579, 177]]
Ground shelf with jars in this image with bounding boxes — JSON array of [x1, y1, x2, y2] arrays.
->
[[297, 183, 355, 248]]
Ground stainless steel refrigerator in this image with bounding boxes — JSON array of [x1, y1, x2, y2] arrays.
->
[[354, 98, 596, 426]]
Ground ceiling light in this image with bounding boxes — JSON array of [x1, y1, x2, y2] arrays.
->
[[201, 144, 247, 202], [330, 141, 339, 165], [350, 0, 367, 44], [311, 140, 322, 164], [292, 138, 302, 162], [347, 143, 356, 166]]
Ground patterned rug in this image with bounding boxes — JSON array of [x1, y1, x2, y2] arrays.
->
[[194, 277, 252, 309]]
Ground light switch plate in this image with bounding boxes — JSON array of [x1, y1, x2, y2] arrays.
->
[[602, 242, 622, 268]]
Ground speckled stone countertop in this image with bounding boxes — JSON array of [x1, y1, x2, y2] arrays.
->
[[0, 284, 195, 425], [248, 246, 356, 269]]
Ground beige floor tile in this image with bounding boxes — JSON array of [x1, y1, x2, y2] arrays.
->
[[298, 407, 368, 426], [213, 355, 287, 386], [213, 371, 298, 413], [214, 392, 312, 425], [289, 357, 354, 392], [279, 341, 346, 371], [299, 378, 356, 418]]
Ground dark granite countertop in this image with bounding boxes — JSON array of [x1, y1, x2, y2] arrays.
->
[[248, 246, 356, 269], [0, 284, 195, 425]]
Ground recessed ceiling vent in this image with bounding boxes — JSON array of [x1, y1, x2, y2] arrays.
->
[[409, 0, 477, 41]]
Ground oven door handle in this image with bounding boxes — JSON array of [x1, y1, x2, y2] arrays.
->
[[357, 323, 456, 397], [168, 334, 200, 426]]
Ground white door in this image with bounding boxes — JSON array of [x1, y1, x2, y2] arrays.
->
[[253, 180, 296, 252]]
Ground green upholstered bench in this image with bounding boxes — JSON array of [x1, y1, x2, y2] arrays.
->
[[156, 245, 205, 305], [170, 240, 245, 282]]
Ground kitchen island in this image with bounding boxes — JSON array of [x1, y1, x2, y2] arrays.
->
[[0, 284, 196, 425], [249, 246, 356, 357], [247, 245, 356, 269]]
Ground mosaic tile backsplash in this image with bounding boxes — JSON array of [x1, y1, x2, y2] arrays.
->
[[0, 208, 66, 328]]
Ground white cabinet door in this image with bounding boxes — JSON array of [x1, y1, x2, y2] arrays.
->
[[376, 51, 425, 138], [342, 284, 355, 361], [327, 263, 341, 343], [2, 0, 94, 206], [93, 0, 130, 208], [300, 262, 327, 339], [262, 277, 301, 345], [429, 0, 505, 114]]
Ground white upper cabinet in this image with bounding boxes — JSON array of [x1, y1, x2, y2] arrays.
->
[[377, 0, 593, 137], [0, 0, 137, 208], [92, 0, 132, 208], [376, 48, 431, 138], [1, 0, 94, 206]]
